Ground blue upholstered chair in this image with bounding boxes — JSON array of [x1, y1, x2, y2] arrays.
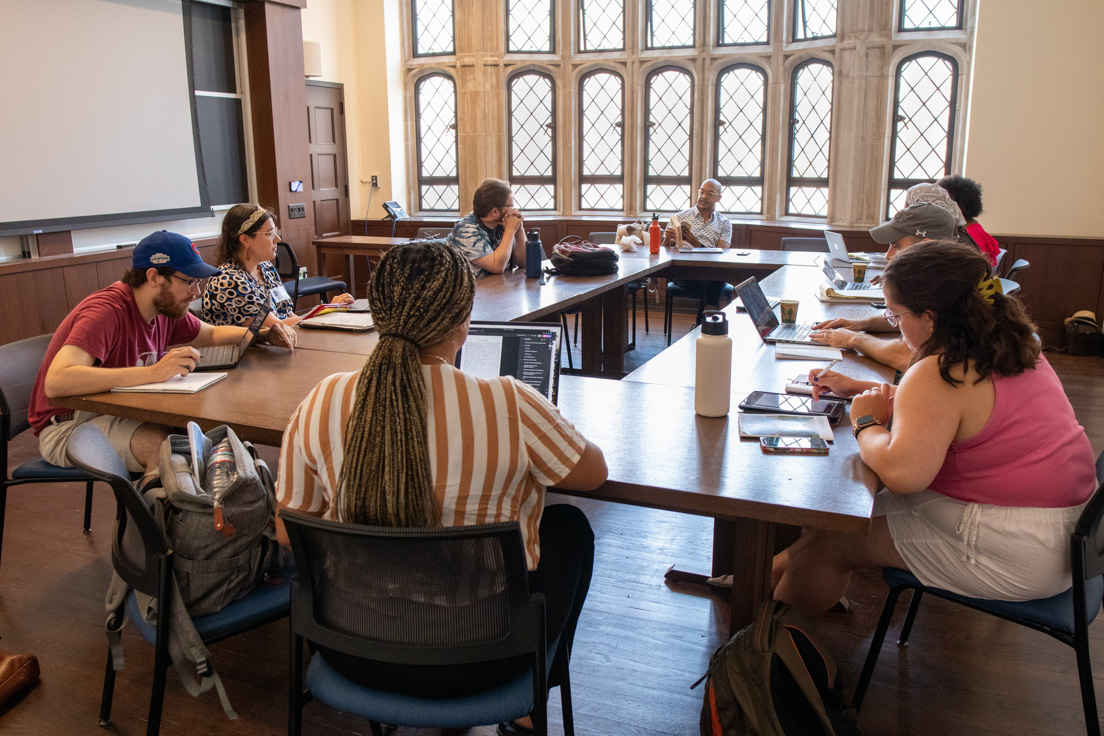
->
[[281, 510, 575, 736], [66, 423, 290, 736], [0, 333, 99, 573], [663, 282, 735, 346], [853, 475, 1104, 736]]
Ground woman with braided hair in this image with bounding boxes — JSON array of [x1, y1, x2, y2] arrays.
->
[[275, 240, 606, 732], [201, 203, 352, 327], [773, 241, 1095, 615]]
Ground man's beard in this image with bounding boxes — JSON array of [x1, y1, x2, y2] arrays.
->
[[153, 282, 189, 319]]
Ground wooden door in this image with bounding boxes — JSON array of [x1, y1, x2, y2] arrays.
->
[[306, 81, 349, 239]]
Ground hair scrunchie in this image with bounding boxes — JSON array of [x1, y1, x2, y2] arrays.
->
[[379, 333, 421, 349]]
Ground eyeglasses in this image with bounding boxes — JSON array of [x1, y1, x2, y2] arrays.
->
[[258, 228, 280, 240], [168, 273, 203, 290], [883, 308, 910, 328]]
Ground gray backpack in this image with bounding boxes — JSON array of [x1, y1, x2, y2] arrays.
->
[[104, 424, 277, 719]]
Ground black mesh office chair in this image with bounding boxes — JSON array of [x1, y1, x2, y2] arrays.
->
[[780, 238, 830, 253], [274, 242, 348, 310], [0, 333, 99, 574], [852, 472, 1104, 736], [282, 510, 575, 736]]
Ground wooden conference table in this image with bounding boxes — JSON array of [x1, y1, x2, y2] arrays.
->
[[56, 264, 893, 630], [315, 235, 821, 375]]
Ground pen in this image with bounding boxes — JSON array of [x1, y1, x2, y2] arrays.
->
[[815, 359, 840, 381]]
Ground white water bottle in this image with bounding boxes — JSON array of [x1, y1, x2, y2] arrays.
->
[[695, 312, 732, 417]]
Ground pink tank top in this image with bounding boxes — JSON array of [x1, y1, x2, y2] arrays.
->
[[929, 355, 1095, 507]]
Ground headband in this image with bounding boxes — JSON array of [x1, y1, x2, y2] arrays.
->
[[977, 277, 1003, 304], [236, 207, 269, 237]]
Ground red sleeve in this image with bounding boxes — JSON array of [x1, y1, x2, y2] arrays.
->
[[63, 299, 123, 364]]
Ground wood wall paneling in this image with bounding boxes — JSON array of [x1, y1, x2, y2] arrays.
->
[[0, 270, 71, 342], [62, 263, 102, 311], [1012, 240, 1104, 348]]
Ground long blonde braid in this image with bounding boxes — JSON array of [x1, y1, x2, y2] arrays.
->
[[337, 241, 475, 526]]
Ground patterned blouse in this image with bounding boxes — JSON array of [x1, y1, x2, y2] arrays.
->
[[201, 260, 293, 326]]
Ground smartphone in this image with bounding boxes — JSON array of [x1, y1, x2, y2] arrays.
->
[[760, 436, 830, 455], [739, 390, 846, 424]]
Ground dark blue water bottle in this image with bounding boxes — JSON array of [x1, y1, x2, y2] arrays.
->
[[525, 229, 542, 278]]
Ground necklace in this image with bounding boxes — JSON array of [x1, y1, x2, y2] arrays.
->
[[419, 354, 450, 366]]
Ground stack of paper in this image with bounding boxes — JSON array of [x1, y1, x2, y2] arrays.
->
[[816, 282, 884, 303], [774, 344, 843, 361], [300, 312, 375, 331]]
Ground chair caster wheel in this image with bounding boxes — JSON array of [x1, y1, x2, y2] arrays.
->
[[98, 718, 113, 728]]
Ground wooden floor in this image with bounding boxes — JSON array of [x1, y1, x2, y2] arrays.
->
[[2, 304, 1103, 736]]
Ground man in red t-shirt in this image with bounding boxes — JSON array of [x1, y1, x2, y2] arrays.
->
[[31, 230, 297, 480]]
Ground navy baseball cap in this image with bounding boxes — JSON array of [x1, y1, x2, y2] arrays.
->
[[132, 231, 220, 278]]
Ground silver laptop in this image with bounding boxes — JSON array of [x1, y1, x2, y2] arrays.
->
[[825, 230, 864, 266], [818, 257, 883, 295], [733, 277, 819, 344], [195, 303, 271, 370], [455, 321, 563, 404]]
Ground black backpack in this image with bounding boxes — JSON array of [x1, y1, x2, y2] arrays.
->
[[549, 235, 619, 276], [696, 600, 861, 736]]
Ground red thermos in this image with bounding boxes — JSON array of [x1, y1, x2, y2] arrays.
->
[[649, 213, 661, 254]]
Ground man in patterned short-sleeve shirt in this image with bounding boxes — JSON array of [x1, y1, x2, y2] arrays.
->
[[663, 179, 733, 312], [447, 178, 528, 279]]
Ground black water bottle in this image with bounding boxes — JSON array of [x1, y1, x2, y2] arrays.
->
[[525, 229, 542, 278]]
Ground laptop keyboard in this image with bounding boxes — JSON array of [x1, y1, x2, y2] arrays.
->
[[197, 345, 235, 367], [772, 323, 812, 341]]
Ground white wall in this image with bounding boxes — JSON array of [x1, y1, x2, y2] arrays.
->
[[965, 0, 1104, 237], [301, 0, 407, 222]]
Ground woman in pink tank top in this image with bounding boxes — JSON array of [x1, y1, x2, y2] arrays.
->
[[774, 241, 1096, 613]]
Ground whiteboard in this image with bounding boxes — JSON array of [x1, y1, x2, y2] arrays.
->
[[0, 0, 208, 236]]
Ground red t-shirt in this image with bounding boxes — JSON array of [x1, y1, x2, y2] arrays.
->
[[965, 222, 1000, 266], [29, 282, 202, 434]]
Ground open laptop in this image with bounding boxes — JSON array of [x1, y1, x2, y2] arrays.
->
[[195, 303, 271, 371], [733, 277, 819, 344], [824, 230, 866, 266], [455, 321, 563, 404], [818, 257, 883, 295]]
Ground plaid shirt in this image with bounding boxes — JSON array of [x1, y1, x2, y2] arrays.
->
[[674, 207, 732, 248]]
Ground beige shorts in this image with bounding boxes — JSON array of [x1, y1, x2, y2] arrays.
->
[[39, 411, 146, 474], [876, 488, 1084, 601]]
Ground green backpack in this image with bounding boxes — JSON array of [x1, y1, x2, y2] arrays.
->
[[696, 600, 862, 736]]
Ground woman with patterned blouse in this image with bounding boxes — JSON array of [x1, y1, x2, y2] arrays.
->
[[201, 204, 352, 327]]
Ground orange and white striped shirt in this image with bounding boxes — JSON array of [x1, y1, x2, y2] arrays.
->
[[277, 364, 586, 569]]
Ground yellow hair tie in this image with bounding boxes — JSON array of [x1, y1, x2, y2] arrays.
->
[[977, 276, 1003, 304]]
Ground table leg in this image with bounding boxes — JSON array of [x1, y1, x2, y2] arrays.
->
[[345, 255, 357, 298], [601, 286, 626, 375], [579, 298, 603, 373]]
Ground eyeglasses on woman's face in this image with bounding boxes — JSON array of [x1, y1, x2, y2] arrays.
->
[[883, 307, 911, 328]]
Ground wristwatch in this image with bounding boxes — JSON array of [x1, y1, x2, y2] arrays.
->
[[852, 415, 883, 437]]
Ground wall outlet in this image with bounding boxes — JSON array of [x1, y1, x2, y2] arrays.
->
[[371, 175, 379, 188], [298, 267, 308, 280], [288, 203, 306, 219]]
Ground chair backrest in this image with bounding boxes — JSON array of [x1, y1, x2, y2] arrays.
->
[[588, 232, 616, 244], [281, 509, 542, 668], [993, 248, 1008, 276], [780, 237, 830, 253], [0, 333, 54, 441], [67, 423, 169, 598], [417, 227, 451, 239], [1073, 479, 1104, 582], [274, 242, 300, 282], [1005, 258, 1030, 281], [188, 298, 203, 318]]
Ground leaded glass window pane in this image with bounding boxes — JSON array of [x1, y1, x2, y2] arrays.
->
[[787, 60, 833, 216], [580, 0, 624, 51], [579, 71, 624, 210], [416, 74, 459, 212], [509, 72, 556, 211], [412, 0, 454, 56], [719, 0, 769, 46], [508, 0, 554, 53], [644, 68, 693, 213], [715, 64, 766, 214], [793, 0, 835, 40], [887, 53, 957, 215], [647, 0, 696, 49], [900, 0, 962, 31]]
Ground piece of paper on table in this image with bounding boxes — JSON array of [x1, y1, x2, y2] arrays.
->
[[112, 372, 227, 394], [774, 344, 844, 361]]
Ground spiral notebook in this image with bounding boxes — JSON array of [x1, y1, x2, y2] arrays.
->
[[112, 372, 227, 394]]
